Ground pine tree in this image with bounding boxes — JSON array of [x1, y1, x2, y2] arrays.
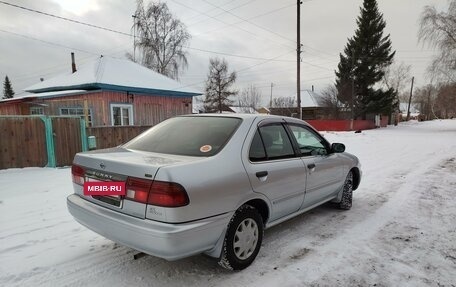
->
[[204, 58, 237, 113], [3, 75, 15, 99], [335, 0, 395, 119]]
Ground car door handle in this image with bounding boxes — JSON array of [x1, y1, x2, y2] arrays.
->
[[256, 171, 268, 178], [307, 163, 316, 170]]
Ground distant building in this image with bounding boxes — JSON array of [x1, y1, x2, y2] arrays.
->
[[0, 56, 201, 126], [257, 107, 270, 114], [227, 106, 258, 114], [270, 90, 327, 119], [399, 102, 420, 119]]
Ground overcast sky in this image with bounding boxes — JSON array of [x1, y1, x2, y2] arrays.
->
[[0, 0, 449, 105]]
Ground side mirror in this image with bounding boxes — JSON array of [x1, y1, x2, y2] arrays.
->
[[331, 143, 345, 153]]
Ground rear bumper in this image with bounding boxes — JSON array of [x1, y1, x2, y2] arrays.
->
[[67, 194, 230, 260]]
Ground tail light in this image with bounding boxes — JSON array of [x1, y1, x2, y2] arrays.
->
[[148, 181, 189, 207], [125, 177, 152, 203], [72, 164, 85, 185], [124, 177, 189, 208]]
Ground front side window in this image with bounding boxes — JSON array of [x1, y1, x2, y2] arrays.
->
[[249, 124, 295, 162], [124, 116, 241, 157], [288, 125, 328, 156], [111, 104, 133, 126]]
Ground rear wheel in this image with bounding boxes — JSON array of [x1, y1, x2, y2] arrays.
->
[[339, 171, 353, 210], [218, 205, 263, 270]]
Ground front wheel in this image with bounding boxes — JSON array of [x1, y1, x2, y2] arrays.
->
[[339, 171, 354, 210], [218, 205, 263, 270]]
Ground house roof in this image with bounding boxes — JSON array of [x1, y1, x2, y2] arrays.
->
[[228, 106, 258, 114], [302, 90, 324, 107], [290, 90, 324, 108], [24, 56, 201, 97], [0, 90, 87, 104]]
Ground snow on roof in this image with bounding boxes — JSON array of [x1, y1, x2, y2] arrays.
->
[[229, 106, 258, 114], [0, 90, 86, 103], [24, 56, 201, 97], [290, 90, 324, 108]]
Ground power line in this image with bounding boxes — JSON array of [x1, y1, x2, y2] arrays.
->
[[200, 0, 297, 45], [0, 1, 298, 63], [0, 29, 100, 55], [170, 0, 296, 50], [188, 46, 294, 62], [186, 0, 258, 27], [0, 27, 295, 64], [0, 1, 133, 37], [177, 50, 295, 89], [191, 2, 296, 41]]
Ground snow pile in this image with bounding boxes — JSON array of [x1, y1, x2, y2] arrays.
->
[[1, 119, 455, 286]]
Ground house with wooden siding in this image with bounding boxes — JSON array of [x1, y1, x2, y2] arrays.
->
[[0, 56, 201, 126]]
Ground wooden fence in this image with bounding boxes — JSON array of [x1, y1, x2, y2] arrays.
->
[[0, 115, 153, 169], [0, 116, 86, 169], [86, 126, 151, 150], [0, 117, 47, 169]]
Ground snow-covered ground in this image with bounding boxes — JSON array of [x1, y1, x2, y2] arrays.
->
[[1, 120, 455, 287]]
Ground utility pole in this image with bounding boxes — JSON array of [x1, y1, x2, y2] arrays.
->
[[297, 0, 302, 119], [351, 48, 355, 130], [269, 82, 274, 108], [406, 76, 414, 121]]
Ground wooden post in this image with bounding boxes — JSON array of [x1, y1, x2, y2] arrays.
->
[[406, 76, 414, 121]]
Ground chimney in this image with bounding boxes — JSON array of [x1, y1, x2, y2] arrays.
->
[[71, 52, 77, 73], [311, 85, 314, 92]]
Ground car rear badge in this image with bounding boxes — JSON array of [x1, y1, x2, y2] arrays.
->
[[100, 162, 106, 169]]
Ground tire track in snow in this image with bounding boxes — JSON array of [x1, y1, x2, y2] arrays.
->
[[249, 151, 454, 286]]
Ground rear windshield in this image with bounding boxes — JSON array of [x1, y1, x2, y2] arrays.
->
[[124, 116, 242, 157]]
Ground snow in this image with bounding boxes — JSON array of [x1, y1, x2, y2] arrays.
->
[[290, 90, 323, 108], [24, 56, 201, 95], [1, 119, 455, 286], [0, 90, 87, 102], [228, 106, 258, 114]]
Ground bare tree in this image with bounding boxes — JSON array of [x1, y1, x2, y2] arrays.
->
[[238, 84, 262, 113], [383, 61, 412, 95], [320, 85, 343, 119], [132, 0, 191, 80], [435, 83, 456, 118], [413, 84, 438, 120], [382, 61, 412, 122], [418, 0, 456, 82], [272, 96, 295, 108], [270, 96, 297, 117], [204, 58, 237, 113]]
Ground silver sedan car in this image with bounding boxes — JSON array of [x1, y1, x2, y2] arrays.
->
[[67, 114, 361, 270]]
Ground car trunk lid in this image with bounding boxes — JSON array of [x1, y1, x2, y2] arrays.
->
[[72, 147, 195, 219]]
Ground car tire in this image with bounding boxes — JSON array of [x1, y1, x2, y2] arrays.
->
[[218, 204, 263, 270], [339, 171, 353, 210]]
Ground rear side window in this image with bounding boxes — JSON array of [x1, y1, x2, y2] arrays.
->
[[124, 117, 242, 156], [249, 124, 295, 162]]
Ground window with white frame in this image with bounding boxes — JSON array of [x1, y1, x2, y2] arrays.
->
[[30, 106, 44, 115], [111, 104, 133, 126], [60, 107, 93, 127]]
